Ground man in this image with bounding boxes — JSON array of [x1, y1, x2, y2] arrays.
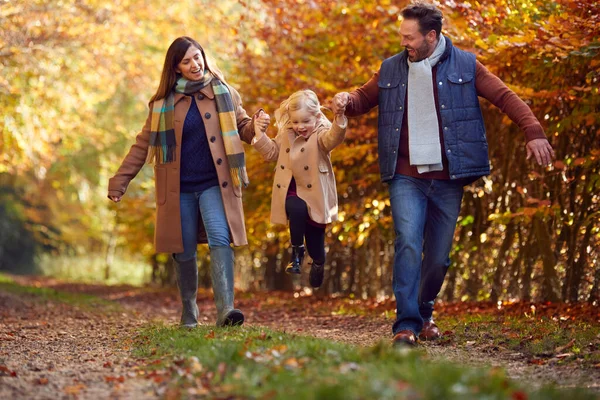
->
[[332, 2, 554, 346]]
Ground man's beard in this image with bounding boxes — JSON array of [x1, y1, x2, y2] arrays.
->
[[407, 41, 432, 62]]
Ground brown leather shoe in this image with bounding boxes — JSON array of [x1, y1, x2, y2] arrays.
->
[[419, 320, 441, 341], [392, 330, 417, 346]]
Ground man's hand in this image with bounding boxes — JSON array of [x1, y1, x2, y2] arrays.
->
[[254, 110, 271, 136], [526, 138, 555, 167], [332, 92, 350, 116]]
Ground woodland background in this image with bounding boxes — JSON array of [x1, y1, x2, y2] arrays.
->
[[1, 0, 599, 304]]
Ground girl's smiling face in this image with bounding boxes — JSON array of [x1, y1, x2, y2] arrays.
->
[[289, 106, 318, 139]]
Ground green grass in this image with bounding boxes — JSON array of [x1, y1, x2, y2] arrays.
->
[[130, 324, 597, 400], [442, 313, 600, 365], [37, 253, 151, 286], [0, 272, 122, 312]]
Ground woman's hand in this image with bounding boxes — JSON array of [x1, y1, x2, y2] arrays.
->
[[108, 195, 122, 203], [254, 110, 271, 136]]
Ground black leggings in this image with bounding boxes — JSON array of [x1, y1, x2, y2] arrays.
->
[[285, 196, 326, 265]]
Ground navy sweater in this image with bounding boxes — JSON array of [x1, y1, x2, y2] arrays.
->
[[180, 97, 219, 193]]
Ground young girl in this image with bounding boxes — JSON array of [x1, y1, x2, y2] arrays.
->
[[252, 90, 347, 288]]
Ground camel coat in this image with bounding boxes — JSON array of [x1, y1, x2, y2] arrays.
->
[[108, 84, 256, 253], [252, 117, 347, 225]]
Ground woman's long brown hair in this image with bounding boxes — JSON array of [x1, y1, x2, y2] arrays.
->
[[150, 36, 226, 102]]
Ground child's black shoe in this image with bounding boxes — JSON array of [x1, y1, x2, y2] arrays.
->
[[309, 262, 324, 288], [285, 245, 304, 275]]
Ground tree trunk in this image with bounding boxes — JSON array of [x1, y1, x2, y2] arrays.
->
[[569, 222, 593, 302], [533, 216, 560, 302], [490, 222, 516, 302], [521, 228, 535, 301]]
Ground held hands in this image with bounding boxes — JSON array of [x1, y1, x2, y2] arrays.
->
[[254, 110, 271, 137], [526, 138, 555, 167], [332, 92, 350, 116]]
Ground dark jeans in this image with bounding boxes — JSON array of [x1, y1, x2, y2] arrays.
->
[[388, 175, 464, 336], [285, 196, 326, 265]]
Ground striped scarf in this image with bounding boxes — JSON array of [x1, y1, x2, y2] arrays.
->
[[146, 71, 249, 188]]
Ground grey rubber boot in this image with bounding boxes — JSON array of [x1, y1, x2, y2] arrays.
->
[[174, 257, 199, 328], [209, 246, 244, 327]]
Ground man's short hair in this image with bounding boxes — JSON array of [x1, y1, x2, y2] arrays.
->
[[401, 2, 443, 38]]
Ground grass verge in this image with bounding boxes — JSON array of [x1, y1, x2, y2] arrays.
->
[[130, 324, 597, 400], [0, 272, 122, 313]]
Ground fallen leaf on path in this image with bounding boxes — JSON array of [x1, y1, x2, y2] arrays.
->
[[553, 338, 576, 354], [339, 362, 360, 373], [528, 359, 546, 365], [217, 362, 227, 381], [554, 353, 573, 359], [283, 358, 300, 369], [64, 384, 86, 395], [511, 391, 528, 400], [0, 365, 17, 377], [36, 377, 49, 385], [105, 375, 125, 383]]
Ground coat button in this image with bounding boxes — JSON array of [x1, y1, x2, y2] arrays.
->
[[304, 166, 309, 170], [210, 136, 216, 142], [277, 184, 281, 188], [216, 158, 222, 165], [286, 148, 290, 153], [280, 165, 284, 169], [301, 148, 305, 152], [198, 94, 204, 100], [307, 184, 312, 189], [222, 181, 228, 188], [205, 112, 211, 119]]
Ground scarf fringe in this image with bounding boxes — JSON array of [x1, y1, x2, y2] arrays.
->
[[230, 167, 249, 188], [146, 145, 176, 164]]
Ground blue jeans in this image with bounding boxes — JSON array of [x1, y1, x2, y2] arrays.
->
[[173, 185, 230, 262], [388, 175, 464, 335]]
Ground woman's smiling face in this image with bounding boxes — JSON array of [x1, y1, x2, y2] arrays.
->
[[176, 45, 205, 81]]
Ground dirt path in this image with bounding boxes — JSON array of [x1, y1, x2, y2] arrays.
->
[[1, 276, 598, 399]]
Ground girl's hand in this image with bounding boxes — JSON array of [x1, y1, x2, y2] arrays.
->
[[108, 195, 122, 203], [254, 110, 271, 136]]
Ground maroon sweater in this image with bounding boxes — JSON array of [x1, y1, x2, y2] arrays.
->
[[346, 61, 546, 179]]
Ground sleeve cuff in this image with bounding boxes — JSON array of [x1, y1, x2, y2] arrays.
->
[[252, 133, 272, 152], [334, 115, 348, 129], [524, 124, 547, 142]]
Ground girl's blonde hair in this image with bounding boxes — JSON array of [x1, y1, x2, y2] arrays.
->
[[274, 90, 331, 134]]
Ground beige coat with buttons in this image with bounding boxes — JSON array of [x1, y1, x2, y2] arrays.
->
[[108, 84, 256, 253], [253, 118, 347, 225]]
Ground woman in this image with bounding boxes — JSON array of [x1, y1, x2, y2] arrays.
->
[[107, 36, 268, 328]]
